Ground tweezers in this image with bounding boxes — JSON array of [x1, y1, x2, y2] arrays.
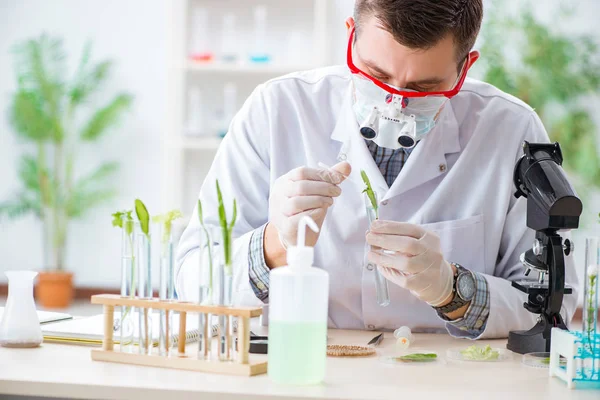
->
[[368, 333, 384, 347]]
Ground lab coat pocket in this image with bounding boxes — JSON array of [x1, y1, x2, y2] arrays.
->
[[420, 214, 485, 273]]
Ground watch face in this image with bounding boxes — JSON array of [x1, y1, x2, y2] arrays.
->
[[457, 272, 476, 301]]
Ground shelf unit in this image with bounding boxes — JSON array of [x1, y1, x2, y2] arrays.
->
[[164, 0, 332, 221]]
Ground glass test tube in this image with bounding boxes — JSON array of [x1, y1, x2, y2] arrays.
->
[[158, 223, 175, 356], [221, 12, 238, 63], [582, 237, 599, 377], [364, 191, 390, 307], [119, 218, 136, 353], [214, 241, 234, 361], [136, 227, 153, 354], [197, 226, 215, 360]]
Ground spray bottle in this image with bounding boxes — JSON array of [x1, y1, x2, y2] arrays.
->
[[268, 216, 329, 385]]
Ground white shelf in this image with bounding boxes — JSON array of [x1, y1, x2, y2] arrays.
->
[[176, 136, 223, 150], [185, 61, 315, 75]]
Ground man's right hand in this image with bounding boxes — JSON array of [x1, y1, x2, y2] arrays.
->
[[264, 162, 351, 268]]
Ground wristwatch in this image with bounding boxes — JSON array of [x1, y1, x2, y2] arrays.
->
[[434, 263, 476, 315]]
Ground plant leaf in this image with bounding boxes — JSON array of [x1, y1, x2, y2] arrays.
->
[[229, 198, 237, 232], [360, 169, 378, 215], [134, 199, 150, 237], [18, 155, 42, 192], [197, 199, 204, 223], [80, 93, 133, 141], [9, 88, 54, 141], [0, 192, 41, 221], [74, 162, 119, 189], [112, 211, 124, 228], [69, 40, 113, 105]]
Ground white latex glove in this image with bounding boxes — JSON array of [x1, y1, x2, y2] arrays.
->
[[269, 162, 351, 247], [365, 220, 453, 307]]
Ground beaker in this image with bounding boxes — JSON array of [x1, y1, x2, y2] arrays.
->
[[364, 191, 390, 307], [0, 271, 43, 348]]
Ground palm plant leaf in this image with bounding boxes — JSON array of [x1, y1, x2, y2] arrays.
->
[[80, 94, 133, 141], [9, 88, 54, 141], [69, 41, 113, 106], [67, 187, 116, 218], [0, 192, 41, 220], [18, 155, 42, 193]]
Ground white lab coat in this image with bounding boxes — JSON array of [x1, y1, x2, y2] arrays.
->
[[175, 66, 579, 339]]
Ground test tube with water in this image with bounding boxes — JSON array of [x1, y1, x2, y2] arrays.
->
[[197, 226, 215, 360], [119, 218, 136, 353], [364, 191, 391, 307], [249, 5, 271, 63], [136, 227, 153, 355], [158, 223, 175, 356]]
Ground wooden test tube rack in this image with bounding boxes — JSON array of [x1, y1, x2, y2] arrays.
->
[[90, 294, 267, 376]]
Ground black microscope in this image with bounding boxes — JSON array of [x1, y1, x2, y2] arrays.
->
[[507, 141, 583, 355]]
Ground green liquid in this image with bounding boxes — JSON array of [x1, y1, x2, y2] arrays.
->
[[268, 320, 327, 385]]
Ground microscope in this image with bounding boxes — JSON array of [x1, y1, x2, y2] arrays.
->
[[507, 141, 583, 354]]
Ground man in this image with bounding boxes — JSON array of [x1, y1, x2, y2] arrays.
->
[[176, 0, 578, 339]]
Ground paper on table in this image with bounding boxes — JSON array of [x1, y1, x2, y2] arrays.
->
[[41, 311, 236, 346], [0, 306, 72, 324]]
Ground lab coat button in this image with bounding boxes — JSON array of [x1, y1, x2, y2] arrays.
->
[[366, 263, 375, 271], [381, 200, 388, 206], [439, 164, 447, 172], [338, 153, 347, 161], [367, 324, 375, 330]]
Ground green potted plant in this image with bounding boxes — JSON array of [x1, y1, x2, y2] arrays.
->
[[0, 35, 133, 308], [475, 2, 600, 199]]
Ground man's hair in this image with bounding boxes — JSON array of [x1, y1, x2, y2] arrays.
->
[[354, 0, 483, 62]]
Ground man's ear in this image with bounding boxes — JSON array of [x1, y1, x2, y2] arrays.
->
[[345, 17, 355, 39], [467, 50, 480, 68]]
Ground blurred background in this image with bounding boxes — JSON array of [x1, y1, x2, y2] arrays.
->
[[0, 0, 599, 310]]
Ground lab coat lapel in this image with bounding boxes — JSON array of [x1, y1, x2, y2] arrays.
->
[[330, 87, 389, 195], [384, 102, 462, 201]]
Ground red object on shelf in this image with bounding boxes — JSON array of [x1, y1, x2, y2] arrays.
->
[[190, 53, 214, 62]]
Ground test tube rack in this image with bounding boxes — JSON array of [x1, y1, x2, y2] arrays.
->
[[549, 328, 600, 389], [90, 294, 268, 376]]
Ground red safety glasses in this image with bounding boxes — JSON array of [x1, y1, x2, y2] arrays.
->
[[347, 26, 475, 99]]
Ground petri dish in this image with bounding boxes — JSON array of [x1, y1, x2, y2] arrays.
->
[[447, 346, 510, 362], [380, 350, 439, 365], [521, 352, 566, 368]]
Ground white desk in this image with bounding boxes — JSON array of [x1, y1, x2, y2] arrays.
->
[[0, 327, 595, 400]]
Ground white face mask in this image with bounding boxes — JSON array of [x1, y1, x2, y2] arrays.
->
[[351, 74, 448, 149]]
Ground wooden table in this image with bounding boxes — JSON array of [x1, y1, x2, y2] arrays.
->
[[0, 325, 595, 400]]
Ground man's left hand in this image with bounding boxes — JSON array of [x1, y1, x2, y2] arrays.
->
[[365, 220, 454, 307]]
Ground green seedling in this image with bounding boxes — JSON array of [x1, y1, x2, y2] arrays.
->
[[393, 353, 438, 363], [460, 345, 500, 361], [111, 209, 135, 324], [361, 170, 378, 219], [134, 199, 150, 238], [216, 180, 237, 276], [152, 209, 183, 247]]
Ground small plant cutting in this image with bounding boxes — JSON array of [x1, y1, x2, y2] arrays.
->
[[585, 264, 598, 355], [460, 345, 500, 361], [152, 209, 183, 253], [216, 180, 237, 276], [392, 353, 437, 363], [361, 170, 378, 219], [111, 210, 135, 297]]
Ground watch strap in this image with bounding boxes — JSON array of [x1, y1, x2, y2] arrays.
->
[[434, 263, 471, 315]]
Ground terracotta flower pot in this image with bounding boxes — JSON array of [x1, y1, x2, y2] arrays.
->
[[35, 271, 74, 309]]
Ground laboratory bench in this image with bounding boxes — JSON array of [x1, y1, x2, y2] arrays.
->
[[0, 322, 596, 400]]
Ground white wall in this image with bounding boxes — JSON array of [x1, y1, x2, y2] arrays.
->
[[0, 0, 598, 290], [0, 0, 167, 287]]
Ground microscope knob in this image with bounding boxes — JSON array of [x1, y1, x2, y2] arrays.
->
[[563, 239, 574, 256], [533, 240, 544, 256]]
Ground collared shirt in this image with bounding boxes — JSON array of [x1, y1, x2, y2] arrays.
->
[[247, 141, 491, 338]]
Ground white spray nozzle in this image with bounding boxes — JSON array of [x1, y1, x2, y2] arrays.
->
[[287, 216, 319, 267], [297, 216, 319, 248]]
